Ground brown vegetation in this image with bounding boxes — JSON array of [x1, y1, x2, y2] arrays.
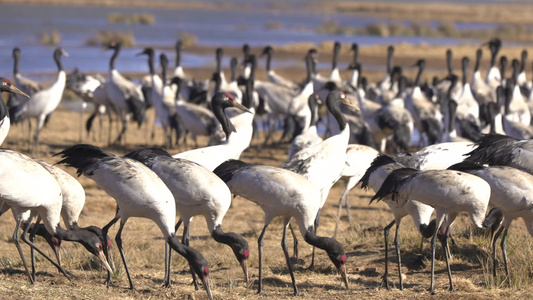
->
[[310, 2, 533, 26], [1, 106, 533, 299]]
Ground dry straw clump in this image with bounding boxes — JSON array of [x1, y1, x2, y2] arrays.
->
[[86, 31, 136, 47], [107, 13, 155, 25], [39, 30, 61, 45]]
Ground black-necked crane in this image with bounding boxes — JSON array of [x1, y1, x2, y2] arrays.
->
[[443, 75, 474, 142], [450, 58, 481, 142], [372, 70, 414, 153], [287, 93, 323, 161], [505, 60, 531, 126], [173, 40, 187, 80], [65, 69, 111, 143], [285, 90, 358, 268], [210, 47, 233, 99], [346, 43, 360, 89], [404, 59, 442, 146], [371, 165, 491, 294], [11, 47, 42, 99], [261, 45, 300, 91], [9, 48, 68, 155], [445, 99, 477, 143], [138, 48, 183, 148], [240, 43, 251, 81], [333, 144, 379, 238], [54, 144, 212, 299], [500, 56, 508, 87], [464, 133, 533, 175], [0, 148, 113, 284], [358, 155, 436, 290], [435, 49, 461, 108], [377, 45, 395, 99], [0, 77, 29, 145], [104, 41, 146, 144], [328, 41, 342, 85], [214, 55, 242, 104], [210, 55, 257, 146], [469, 50, 493, 128], [173, 92, 252, 171], [447, 161, 533, 287], [20, 159, 115, 277], [485, 38, 502, 91], [308, 49, 328, 99], [173, 40, 206, 103], [213, 159, 349, 296], [172, 76, 218, 148], [124, 147, 250, 286], [501, 85, 533, 139], [285, 50, 317, 142], [517, 49, 530, 96]]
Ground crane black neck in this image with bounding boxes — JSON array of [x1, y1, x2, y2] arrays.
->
[[462, 58, 470, 87], [352, 44, 359, 66], [109, 45, 121, 70], [211, 225, 249, 263], [331, 42, 340, 70], [160, 54, 168, 85], [414, 62, 424, 87], [175, 41, 182, 68], [446, 50, 453, 75], [326, 93, 348, 131], [54, 50, 64, 72], [212, 98, 236, 139], [13, 48, 20, 75], [265, 49, 272, 72]]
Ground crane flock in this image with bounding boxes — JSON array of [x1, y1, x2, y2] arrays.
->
[[3, 36, 533, 297]]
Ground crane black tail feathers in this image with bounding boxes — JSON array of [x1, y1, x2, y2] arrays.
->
[[53, 144, 111, 177], [124, 147, 172, 167], [126, 96, 146, 127], [358, 155, 397, 189], [421, 118, 442, 145], [213, 159, 251, 184], [370, 167, 418, 204], [464, 133, 517, 166]]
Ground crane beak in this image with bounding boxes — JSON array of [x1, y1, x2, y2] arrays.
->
[[8, 84, 30, 99], [231, 100, 252, 114], [341, 97, 359, 111], [200, 274, 213, 300], [106, 246, 116, 273], [339, 263, 349, 289], [240, 259, 250, 285], [97, 250, 114, 274]]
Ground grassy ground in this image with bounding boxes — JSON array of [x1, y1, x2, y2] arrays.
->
[[1, 2, 533, 294], [1, 86, 533, 299]]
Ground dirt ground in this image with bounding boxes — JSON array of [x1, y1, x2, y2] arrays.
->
[[1, 51, 533, 299]]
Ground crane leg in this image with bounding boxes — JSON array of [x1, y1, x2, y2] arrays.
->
[[282, 218, 299, 296], [257, 223, 269, 295]]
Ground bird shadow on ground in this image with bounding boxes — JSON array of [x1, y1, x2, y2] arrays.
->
[[0, 268, 51, 277], [252, 276, 345, 293]]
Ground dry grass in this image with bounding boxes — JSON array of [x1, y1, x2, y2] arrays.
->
[[39, 30, 61, 46], [310, 2, 533, 26], [0, 109, 532, 299], [107, 13, 155, 25], [2, 44, 533, 299], [86, 31, 136, 48]]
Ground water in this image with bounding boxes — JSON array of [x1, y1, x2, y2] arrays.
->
[[0, 2, 525, 78]]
